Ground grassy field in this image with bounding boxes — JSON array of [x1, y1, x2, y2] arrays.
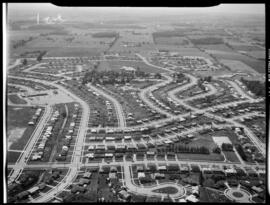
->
[[177, 153, 224, 161], [8, 94, 27, 104], [154, 36, 191, 46], [223, 151, 240, 163], [198, 44, 234, 52], [7, 151, 21, 163], [98, 60, 165, 73], [152, 186, 178, 194], [7, 106, 43, 154], [219, 59, 259, 74]]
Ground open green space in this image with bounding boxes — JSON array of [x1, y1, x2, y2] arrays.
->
[[152, 186, 178, 194], [98, 60, 166, 73], [223, 151, 240, 163], [177, 153, 224, 161], [7, 106, 41, 151], [8, 94, 27, 104]]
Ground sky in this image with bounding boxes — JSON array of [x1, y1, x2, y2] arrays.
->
[[8, 3, 265, 15]]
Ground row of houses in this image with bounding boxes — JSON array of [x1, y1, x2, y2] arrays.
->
[[31, 110, 59, 161], [28, 108, 43, 126]]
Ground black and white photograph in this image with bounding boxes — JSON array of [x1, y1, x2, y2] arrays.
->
[[3, 3, 267, 203]]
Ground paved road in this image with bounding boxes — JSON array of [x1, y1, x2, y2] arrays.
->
[[8, 59, 21, 70], [8, 159, 264, 171], [225, 80, 254, 101], [123, 163, 186, 200], [139, 73, 174, 117], [182, 83, 217, 102], [136, 53, 173, 73], [7, 76, 91, 202], [87, 84, 126, 128], [23, 63, 47, 72], [167, 75, 265, 157]]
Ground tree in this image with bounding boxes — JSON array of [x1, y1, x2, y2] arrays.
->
[[22, 59, 27, 66], [154, 73, 162, 79], [203, 178, 215, 188], [61, 112, 67, 118], [37, 55, 42, 62], [212, 146, 221, 154]]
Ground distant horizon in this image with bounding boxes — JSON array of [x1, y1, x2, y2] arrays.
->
[[7, 3, 265, 17]]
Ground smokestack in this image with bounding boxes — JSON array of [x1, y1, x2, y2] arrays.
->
[[37, 13, 39, 25]]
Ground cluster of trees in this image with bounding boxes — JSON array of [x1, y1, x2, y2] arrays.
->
[[157, 144, 210, 154], [65, 36, 75, 43], [92, 32, 119, 38], [82, 69, 150, 85], [235, 144, 247, 161], [12, 36, 36, 49], [82, 70, 135, 85], [173, 72, 185, 82], [36, 51, 47, 62], [197, 79, 207, 91], [212, 146, 221, 154], [8, 171, 41, 198], [140, 177, 155, 184], [241, 78, 265, 97], [190, 37, 224, 45], [221, 143, 234, 151], [63, 193, 97, 202], [154, 73, 162, 79], [108, 33, 120, 49], [202, 76, 212, 82]]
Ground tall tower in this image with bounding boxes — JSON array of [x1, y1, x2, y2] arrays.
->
[[37, 13, 40, 25]]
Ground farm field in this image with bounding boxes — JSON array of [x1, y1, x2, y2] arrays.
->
[[198, 44, 234, 52], [219, 59, 259, 74], [245, 50, 265, 60], [155, 46, 215, 60], [154, 36, 191, 46], [205, 50, 265, 73]]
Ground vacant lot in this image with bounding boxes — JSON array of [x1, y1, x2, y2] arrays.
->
[[7, 151, 21, 163], [8, 94, 27, 104], [223, 151, 240, 163], [7, 106, 40, 151]]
